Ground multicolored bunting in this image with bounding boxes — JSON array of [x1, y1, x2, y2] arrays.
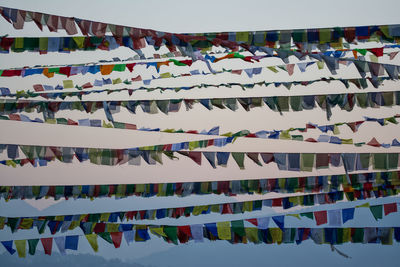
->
[[2, 113, 399, 149], [2, 225, 400, 257], [1, 143, 400, 170], [0, 46, 398, 79], [1, 6, 400, 54], [0, 112, 396, 134], [1, 44, 396, 76], [1, 91, 399, 120], [1, 170, 399, 200], [1, 199, 398, 236], [1, 75, 397, 101]]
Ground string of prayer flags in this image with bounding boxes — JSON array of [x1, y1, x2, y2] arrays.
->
[[1, 6, 400, 52], [2, 75, 398, 101], [1, 91, 399, 121], [1, 49, 399, 80], [1, 170, 398, 200], [2, 196, 398, 235], [2, 226, 400, 257], [1, 143, 400, 170], [2, 113, 399, 149]]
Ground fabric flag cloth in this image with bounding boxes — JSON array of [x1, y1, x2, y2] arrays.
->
[[1, 240, 16, 255], [314, 210, 328, 225], [272, 216, 285, 230], [85, 234, 98, 252], [28, 239, 39, 255], [190, 224, 204, 242], [65, 235, 79, 250], [370, 205, 383, 220], [342, 208, 355, 224], [384, 203, 397, 216], [216, 222, 231, 240], [124, 230, 135, 245], [328, 209, 342, 226], [257, 217, 270, 230], [41, 237, 53, 255], [54, 236, 66, 255], [14, 240, 26, 258], [110, 232, 123, 248]]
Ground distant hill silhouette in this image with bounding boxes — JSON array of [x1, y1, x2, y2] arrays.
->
[[0, 252, 153, 267]]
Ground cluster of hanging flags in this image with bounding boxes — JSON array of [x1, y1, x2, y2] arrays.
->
[[1, 201, 398, 232], [2, 170, 399, 200], [1, 143, 400, 171], [0, 91, 399, 121], [0, 5, 400, 258]]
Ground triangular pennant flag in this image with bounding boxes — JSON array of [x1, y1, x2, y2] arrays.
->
[[110, 232, 123, 248], [272, 216, 284, 230], [54, 236, 66, 255], [41, 237, 53, 255], [246, 153, 263, 166], [14, 240, 26, 258], [1, 240, 15, 255], [28, 239, 39, 255], [124, 230, 135, 245], [231, 152, 245, 169], [202, 152, 216, 168], [367, 137, 381, 147], [85, 234, 98, 252]]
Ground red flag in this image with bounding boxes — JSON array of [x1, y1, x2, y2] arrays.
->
[[367, 137, 381, 147], [384, 203, 397, 216], [41, 238, 53, 255], [314, 210, 327, 225], [110, 232, 123, 248], [368, 47, 384, 57]]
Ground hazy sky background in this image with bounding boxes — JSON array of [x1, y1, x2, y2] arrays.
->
[[0, 0, 399, 266]]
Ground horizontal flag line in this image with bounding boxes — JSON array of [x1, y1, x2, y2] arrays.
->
[[0, 45, 396, 73], [2, 88, 399, 102]]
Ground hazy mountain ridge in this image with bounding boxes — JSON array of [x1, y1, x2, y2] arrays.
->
[[0, 252, 153, 267]]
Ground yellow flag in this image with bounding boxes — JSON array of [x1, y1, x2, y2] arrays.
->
[[15, 240, 26, 258], [45, 118, 57, 124], [55, 216, 64, 221], [217, 222, 231, 240], [269, 228, 283, 244], [85, 234, 98, 252], [72, 37, 85, 48], [106, 223, 120, 232], [68, 221, 80, 230], [63, 80, 74, 89], [279, 130, 291, 140], [342, 228, 351, 243], [160, 72, 172, 78], [150, 226, 167, 237], [356, 202, 370, 208], [333, 125, 340, 135], [112, 78, 122, 84], [15, 38, 24, 49], [0, 217, 5, 229], [245, 228, 259, 243], [100, 213, 110, 222], [19, 219, 33, 229], [287, 214, 301, 220]]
